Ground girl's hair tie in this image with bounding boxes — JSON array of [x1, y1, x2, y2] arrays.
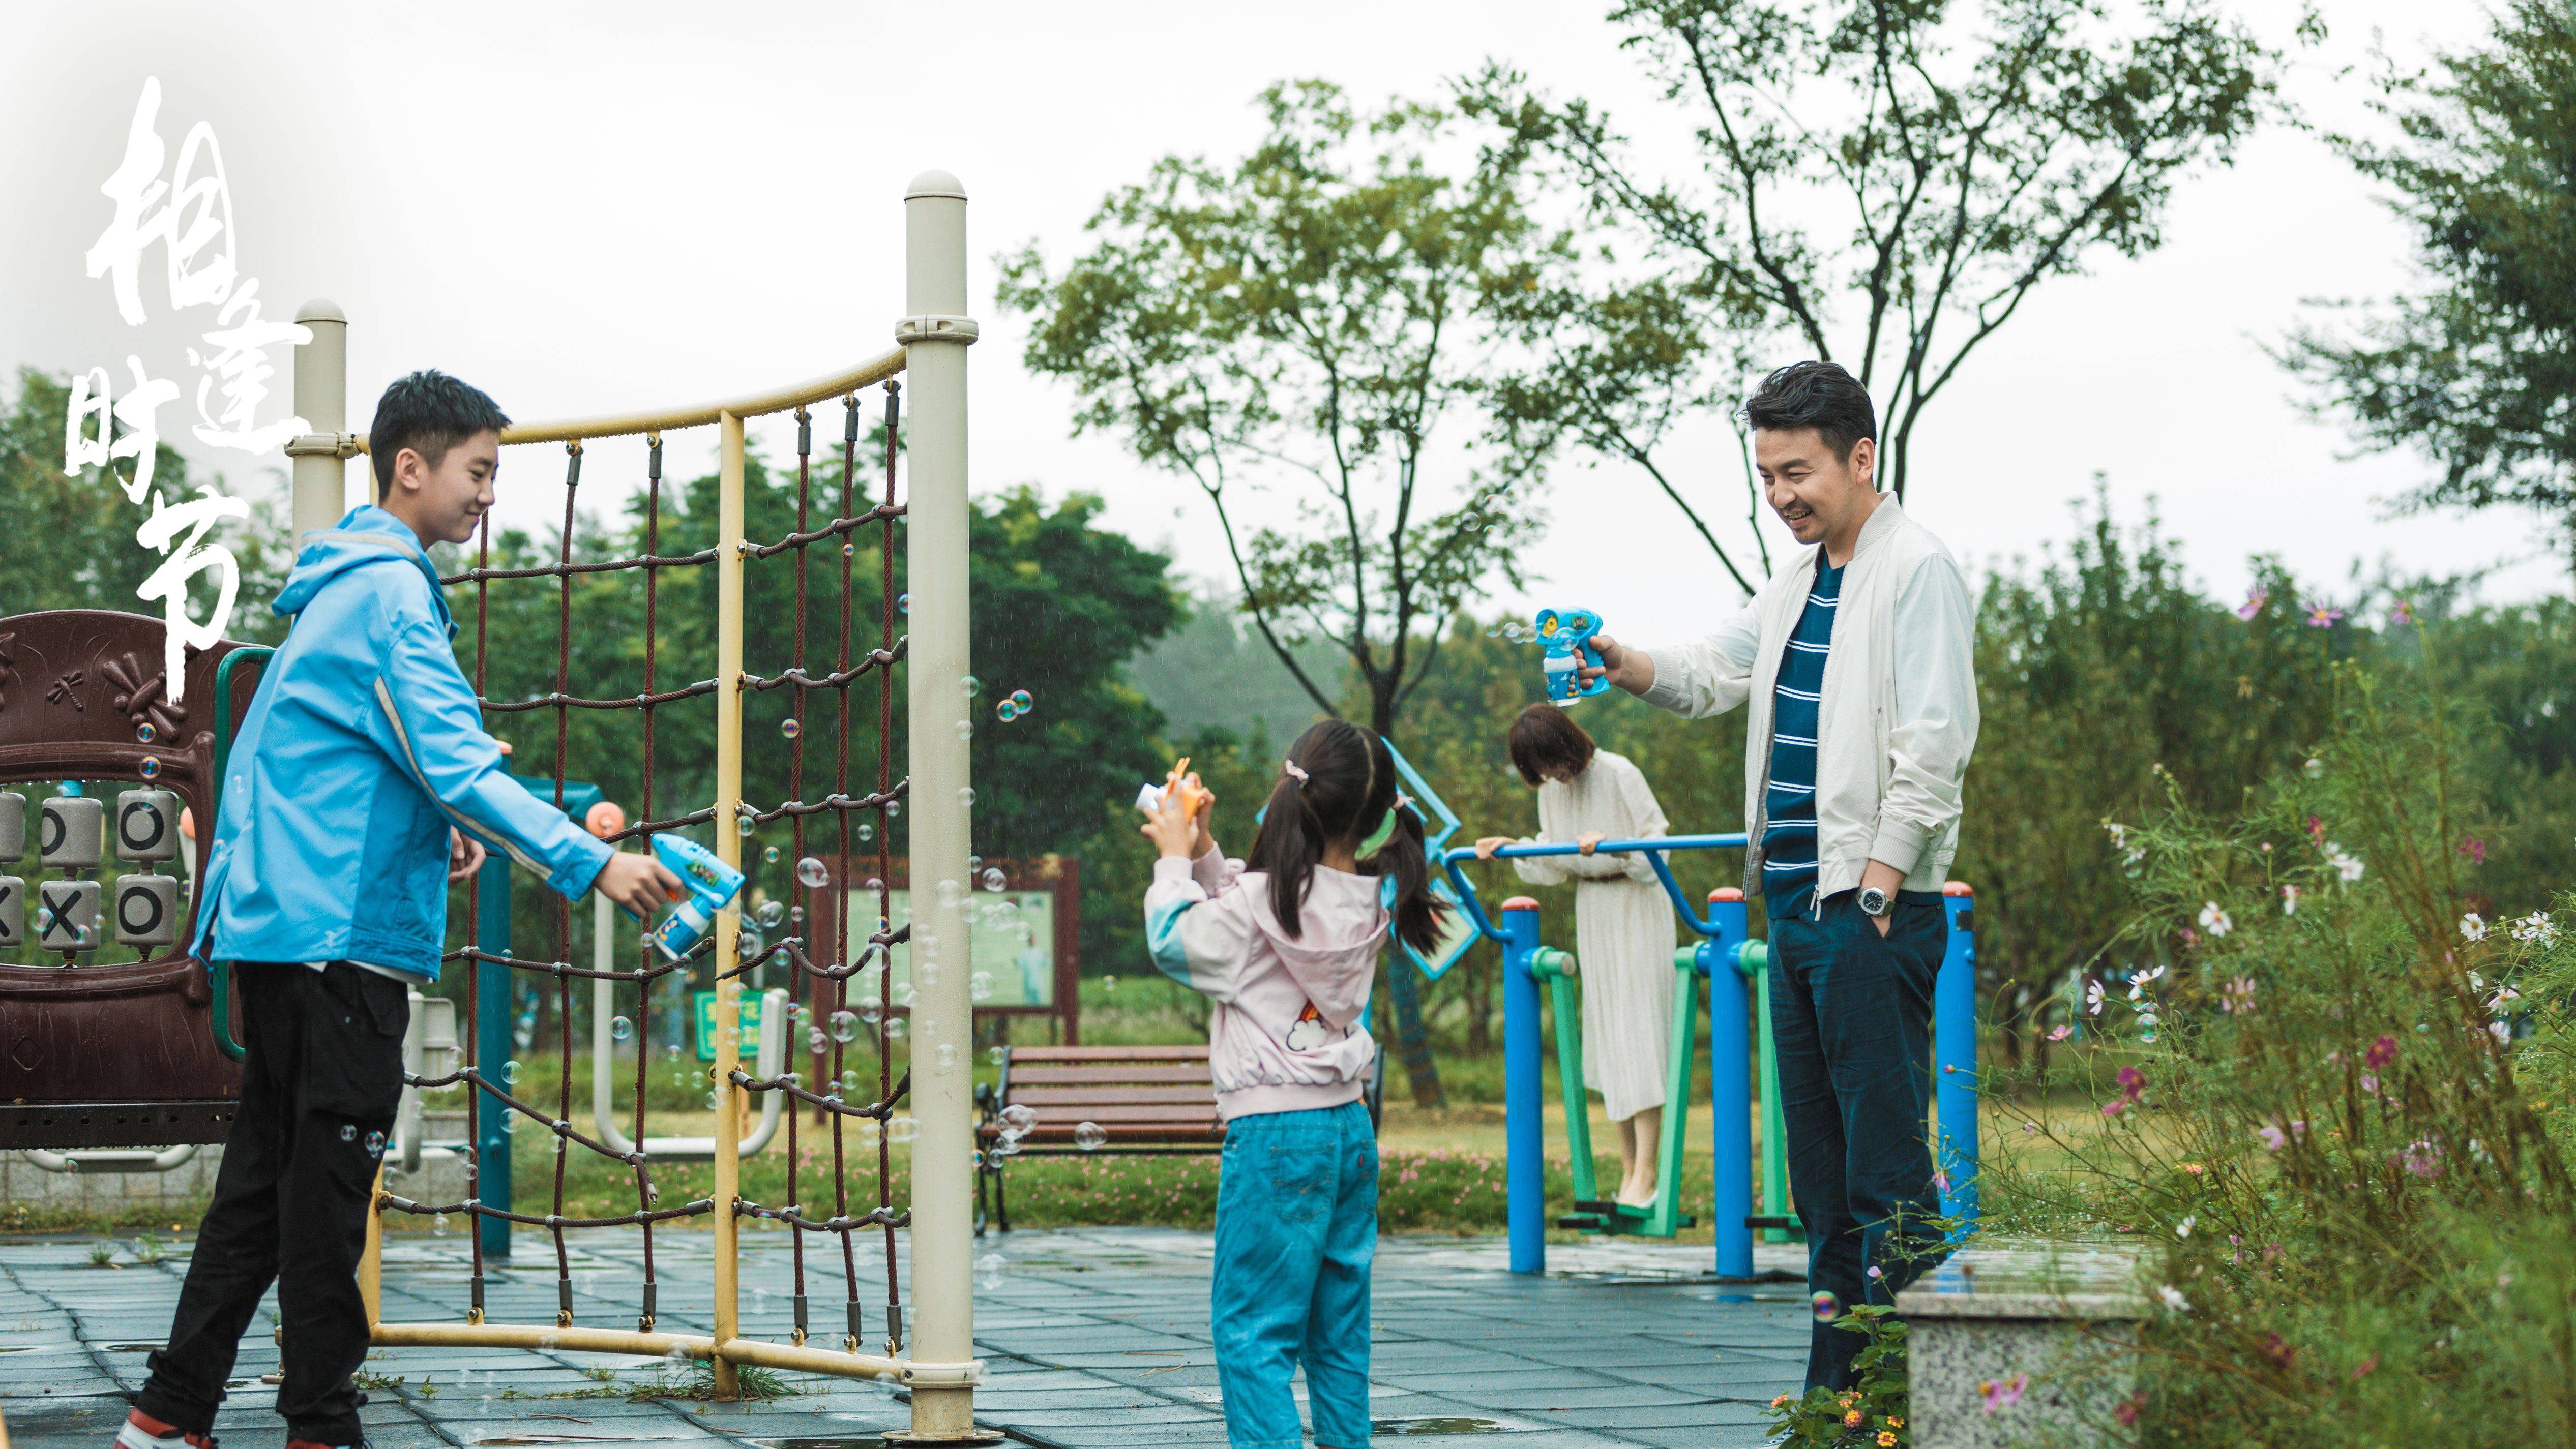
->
[[1282, 759, 1311, 784]]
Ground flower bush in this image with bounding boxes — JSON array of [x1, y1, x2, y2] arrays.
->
[[1764, 1305, 1908, 1447], [1981, 654, 2576, 1445]]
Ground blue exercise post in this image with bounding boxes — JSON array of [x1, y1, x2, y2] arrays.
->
[[1699, 889, 1755, 1279], [1498, 898, 1546, 1273], [1937, 883, 1979, 1229]]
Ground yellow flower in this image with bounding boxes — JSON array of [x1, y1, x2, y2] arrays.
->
[[1770, 1395, 1788, 1408], [1878, 1434, 1898, 1448], [1888, 1417, 1905, 1429], [1845, 1409, 1864, 1428]]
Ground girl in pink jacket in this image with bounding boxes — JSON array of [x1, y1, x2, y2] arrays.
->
[[1141, 720, 1447, 1449]]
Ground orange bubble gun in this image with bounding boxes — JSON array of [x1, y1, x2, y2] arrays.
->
[[1134, 757, 1210, 818]]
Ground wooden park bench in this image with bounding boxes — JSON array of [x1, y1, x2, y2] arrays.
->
[[972, 1043, 1383, 1234]]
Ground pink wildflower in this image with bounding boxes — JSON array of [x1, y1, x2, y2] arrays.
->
[[2456, 836, 2486, 865], [2234, 589, 2267, 621], [1979, 1373, 2028, 1413], [2304, 599, 2344, 627], [2389, 599, 2413, 627], [2113, 1391, 2147, 1425], [2047, 1025, 2073, 1042], [2366, 1034, 2399, 1069], [2257, 1121, 2286, 1151]]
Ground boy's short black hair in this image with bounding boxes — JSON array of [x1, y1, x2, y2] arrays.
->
[[370, 370, 510, 498], [1743, 361, 1876, 464]]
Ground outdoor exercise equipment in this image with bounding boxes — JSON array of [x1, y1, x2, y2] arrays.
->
[[1535, 608, 1608, 703], [1441, 837, 1980, 1277]]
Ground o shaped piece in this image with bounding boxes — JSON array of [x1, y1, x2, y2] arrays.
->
[[115, 790, 180, 863], [39, 797, 103, 869]]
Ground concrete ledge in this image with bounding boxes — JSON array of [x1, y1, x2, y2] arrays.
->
[[1898, 1242, 2145, 1449]]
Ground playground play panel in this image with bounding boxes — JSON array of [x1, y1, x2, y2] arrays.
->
[[0, 1226, 1812, 1448]]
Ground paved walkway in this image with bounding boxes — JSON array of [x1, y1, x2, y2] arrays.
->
[[0, 1229, 1810, 1448]]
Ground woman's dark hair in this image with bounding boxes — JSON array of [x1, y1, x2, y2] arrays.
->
[[370, 370, 511, 497], [1506, 702, 1596, 787], [1743, 360, 1876, 464], [1245, 719, 1447, 954]]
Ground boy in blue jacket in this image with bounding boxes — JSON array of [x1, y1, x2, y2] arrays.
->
[[121, 372, 677, 1449]]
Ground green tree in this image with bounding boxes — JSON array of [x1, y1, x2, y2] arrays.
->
[[3, 367, 291, 640], [1461, 0, 2277, 565], [995, 79, 1557, 739], [2281, 1, 2576, 553]]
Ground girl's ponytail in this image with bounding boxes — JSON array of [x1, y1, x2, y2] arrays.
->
[[1245, 719, 1453, 951]]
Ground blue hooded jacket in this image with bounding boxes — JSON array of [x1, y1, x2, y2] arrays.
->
[[190, 505, 613, 977]]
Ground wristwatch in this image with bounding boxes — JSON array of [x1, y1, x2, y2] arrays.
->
[[1857, 886, 1892, 918]]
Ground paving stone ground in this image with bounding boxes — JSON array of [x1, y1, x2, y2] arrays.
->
[[0, 1227, 1810, 1449]]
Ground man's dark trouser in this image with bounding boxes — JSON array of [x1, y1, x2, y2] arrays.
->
[[1768, 888, 1949, 1391], [137, 961, 409, 1445]]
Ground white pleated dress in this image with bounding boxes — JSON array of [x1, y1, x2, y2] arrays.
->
[[1510, 750, 1677, 1122]]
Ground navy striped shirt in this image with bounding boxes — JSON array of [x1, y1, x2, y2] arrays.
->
[[1762, 559, 1843, 920]]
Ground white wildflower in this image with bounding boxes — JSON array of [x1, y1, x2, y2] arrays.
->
[[2461, 913, 2488, 942], [2326, 844, 2365, 882], [2157, 1285, 2190, 1313], [2198, 901, 2233, 937], [2176, 1215, 2196, 1239], [2281, 884, 2299, 916]]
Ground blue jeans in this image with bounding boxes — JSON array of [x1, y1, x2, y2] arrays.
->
[[1768, 889, 1949, 1391], [1211, 1100, 1377, 1448]]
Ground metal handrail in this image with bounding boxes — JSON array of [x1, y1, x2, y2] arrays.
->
[[351, 348, 909, 451], [204, 645, 275, 1064], [1440, 833, 1752, 944]]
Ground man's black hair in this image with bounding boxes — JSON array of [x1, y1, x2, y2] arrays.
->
[[1743, 360, 1876, 465], [370, 370, 510, 498]]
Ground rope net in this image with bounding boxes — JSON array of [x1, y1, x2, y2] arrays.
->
[[383, 381, 916, 1361]]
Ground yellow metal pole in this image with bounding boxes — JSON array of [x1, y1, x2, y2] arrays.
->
[[710, 408, 747, 1399], [290, 299, 347, 538], [360, 1163, 386, 1328]]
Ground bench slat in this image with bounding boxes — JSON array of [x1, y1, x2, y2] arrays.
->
[[990, 1103, 1222, 1122], [1004, 1086, 1223, 1106], [1001, 1045, 1211, 1062], [1005, 1065, 1212, 1086]]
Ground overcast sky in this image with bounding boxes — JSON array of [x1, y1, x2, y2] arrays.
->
[[3, 0, 2556, 645]]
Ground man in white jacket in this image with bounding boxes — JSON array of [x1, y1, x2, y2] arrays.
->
[[1582, 361, 1978, 1392]]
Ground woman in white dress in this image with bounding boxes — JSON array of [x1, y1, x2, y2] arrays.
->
[[1474, 703, 1677, 1207]]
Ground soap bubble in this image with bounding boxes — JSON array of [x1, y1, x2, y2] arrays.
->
[[1074, 1122, 1108, 1151], [830, 1010, 859, 1044], [957, 786, 976, 808], [611, 1016, 633, 1042], [808, 1027, 827, 1054], [975, 1253, 1007, 1290], [865, 877, 884, 892], [891, 981, 915, 1007], [665, 1043, 682, 1062], [854, 1116, 881, 1145], [969, 972, 995, 1002], [960, 675, 981, 697], [737, 815, 756, 837], [937, 879, 962, 907], [755, 899, 786, 929], [897, 593, 909, 615], [936, 1043, 958, 1068], [737, 927, 765, 959], [789, 905, 804, 925], [433, 1213, 449, 1236], [995, 700, 1019, 723], [763, 845, 781, 864], [889, 1115, 918, 1143], [857, 824, 876, 843], [139, 757, 161, 780], [705, 1090, 721, 1109], [340, 1123, 357, 1142], [135, 721, 156, 743], [886, 800, 901, 820], [982, 867, 1006, 892], [1009, 689, 1032, 713], [502, 1060, 523, 1085], [988, 1046, 1008, 1066], [780, 718, 802, 741], [2304, 758, 2325, 778], [1000, 1103, 1038, 1131], [796, 857, 830, 889], [1811, 1291, 1840, 1323], [843, 541, 856, 559], [1103, 975, 1118, 994], [858, 997, 883, 1025], [886, 1016, 909, 1041], [502, 1112, 521, 1135], [954, 719, 973, 741]]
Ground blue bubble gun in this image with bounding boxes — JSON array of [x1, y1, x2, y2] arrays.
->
[[646, 834, 747, 961], [1536, 608, 1608, 703]]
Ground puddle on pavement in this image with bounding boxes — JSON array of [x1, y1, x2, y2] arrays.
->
[[101, 1342, 166, 1351], [1375, 1419, 1525, 1436], [744, 1439, 893, 1449]]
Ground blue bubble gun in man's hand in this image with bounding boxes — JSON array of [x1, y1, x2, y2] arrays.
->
[[646, 834, 747, 961], [1536, 608, 1608, 702]]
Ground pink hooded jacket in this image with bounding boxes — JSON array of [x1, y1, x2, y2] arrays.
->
[[1143, 849, 1385, 1120]]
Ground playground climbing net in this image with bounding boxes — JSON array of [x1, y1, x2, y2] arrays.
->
[[357, 177, 984, 1425]]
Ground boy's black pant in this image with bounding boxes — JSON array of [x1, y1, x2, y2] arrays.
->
[[137, 961, 409, 1445], [1767, 889, 1950, 1392]]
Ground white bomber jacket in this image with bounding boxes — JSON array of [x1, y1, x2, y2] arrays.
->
[[1638, 496, 1978, 903]]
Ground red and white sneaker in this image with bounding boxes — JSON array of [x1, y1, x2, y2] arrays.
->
[[112, 1409, 214, 1448]]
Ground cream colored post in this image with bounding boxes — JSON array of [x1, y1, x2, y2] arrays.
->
[[898, 169, 980, 1439], [710, 410, 748, 1399], [291, 299, 348, 537]]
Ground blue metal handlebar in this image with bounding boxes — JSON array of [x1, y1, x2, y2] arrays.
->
[[1441, 833, 1750, 944]]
